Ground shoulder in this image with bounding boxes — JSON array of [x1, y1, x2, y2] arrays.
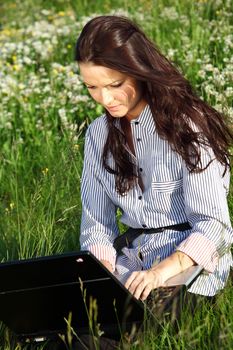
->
[[84, 114, 108, 154], [86, 113, 108, 139]]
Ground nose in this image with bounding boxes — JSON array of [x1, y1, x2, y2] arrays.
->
[[101, 88, 114, 106]]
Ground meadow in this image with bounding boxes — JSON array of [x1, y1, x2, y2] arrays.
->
[[0, 0, 233, 349]]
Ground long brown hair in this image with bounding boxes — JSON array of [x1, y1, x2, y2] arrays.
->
[[75, 15, 233, 195]]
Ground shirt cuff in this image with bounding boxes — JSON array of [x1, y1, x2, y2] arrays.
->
[[176, 232, 219, 273], [88, 244, 116, 271]]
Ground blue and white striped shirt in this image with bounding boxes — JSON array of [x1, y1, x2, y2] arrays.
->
[[80, 105, 233, 296]]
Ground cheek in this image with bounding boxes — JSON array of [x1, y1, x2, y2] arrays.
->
[[88, 90, 100, 102], [114, 85, 137, 103]]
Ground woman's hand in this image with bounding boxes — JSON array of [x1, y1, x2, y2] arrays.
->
[[100, 259, 114, 273], [124, 269, 164, 301], [124, 251, 195, 301]]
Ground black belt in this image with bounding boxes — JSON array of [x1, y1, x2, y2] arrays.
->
[[113, 222, 191, 254]]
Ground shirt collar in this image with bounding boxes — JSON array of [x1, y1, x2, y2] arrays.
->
[[111, 104, 156, 135], [130, 104, 156, 134]]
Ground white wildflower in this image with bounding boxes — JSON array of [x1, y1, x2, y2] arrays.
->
[[23, 56, 33, 65], [58, 108, 66, 120], [198, 70, 206, 79], [225, 87, 233, 97], [160, 7, 179, 20], [167, 48, 177, 60], [41, 9, 51, 16], [203, 64, 214, 72], [226, 107, 233, 120]]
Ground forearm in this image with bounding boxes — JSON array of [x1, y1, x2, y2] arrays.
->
[[81, 140, 119, 272], [150, 251, 196, 284], [182, 148, 232, 272], [125, 251, 196, 300]]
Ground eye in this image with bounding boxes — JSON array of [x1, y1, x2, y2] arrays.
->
[[86, 85, 96, 90], [111, 82, 123, 88]]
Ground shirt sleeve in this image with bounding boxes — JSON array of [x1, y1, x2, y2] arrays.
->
[[176, 145, 233, 273], [80, 126, 119, 270]]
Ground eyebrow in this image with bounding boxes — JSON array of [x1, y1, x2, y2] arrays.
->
[[83, 79, 122, 87]]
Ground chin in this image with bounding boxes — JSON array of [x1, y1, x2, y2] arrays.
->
[[111, 108, 128, 117], [109, 111, 126, 118]]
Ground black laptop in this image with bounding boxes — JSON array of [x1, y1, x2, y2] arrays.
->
[[0, 251, 202, 344], [0, 251, 146, 343]]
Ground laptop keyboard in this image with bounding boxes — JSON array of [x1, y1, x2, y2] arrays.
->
[[145, 285, 185, 318]]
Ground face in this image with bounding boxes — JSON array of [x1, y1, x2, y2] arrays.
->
[[79, 62, 147, 120]]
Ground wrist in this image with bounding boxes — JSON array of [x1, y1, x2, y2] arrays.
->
[[150, 251, 195, 283], [150, 269, 165, 286]]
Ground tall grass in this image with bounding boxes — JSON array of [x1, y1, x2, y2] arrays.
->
[[0, 0, 232, 349]]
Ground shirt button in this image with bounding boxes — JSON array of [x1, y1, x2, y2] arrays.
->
[[137, 138, 141, 142], [142, 224, 147, 228], [139, 168, 143, 172], [135, 121, 139, 125], [138, 195, 142, 200]]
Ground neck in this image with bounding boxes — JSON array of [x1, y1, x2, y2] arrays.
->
[[125, 99, 147, 121]]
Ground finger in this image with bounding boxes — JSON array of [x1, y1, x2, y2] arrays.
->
[[128, 273, 150, 299], [125, 271, 141, 290], [140, 284, 153, 301], [132, 281, 147, 300], [132, 274, 156, 300], [127, 273, 146, 296]]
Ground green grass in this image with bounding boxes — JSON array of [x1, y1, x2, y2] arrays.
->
[[0, 0, 233, 349]]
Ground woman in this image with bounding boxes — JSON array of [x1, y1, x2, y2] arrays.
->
[[74, 14, 233, 348]]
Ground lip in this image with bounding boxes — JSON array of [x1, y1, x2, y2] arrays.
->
[[106, 105, 121, 111]]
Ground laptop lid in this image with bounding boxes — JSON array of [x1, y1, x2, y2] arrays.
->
[[0, 251, 145, 342]]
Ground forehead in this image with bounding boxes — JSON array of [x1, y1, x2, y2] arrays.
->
[[79, 62, 126, 85]]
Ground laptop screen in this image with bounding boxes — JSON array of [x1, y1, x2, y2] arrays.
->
[[0, 251, 145, 341]]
